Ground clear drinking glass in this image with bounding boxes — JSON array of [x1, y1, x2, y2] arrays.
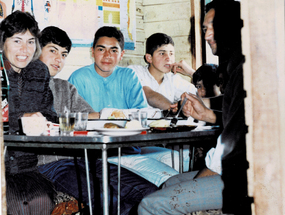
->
[[131, 111, 148, 128], [74, 112, 88, 131], [140, 111, 148, 128], [58, 113, 76, 135]]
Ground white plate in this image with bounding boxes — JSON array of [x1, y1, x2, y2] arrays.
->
[[147, 117, 206, 127], [87, 120, 128, 130], [99, 108, 163, 119], [94, 128, 148, 136]]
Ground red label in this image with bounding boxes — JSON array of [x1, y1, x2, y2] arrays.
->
[[74, 131, 88, 136], [2, 104, 8, 122]]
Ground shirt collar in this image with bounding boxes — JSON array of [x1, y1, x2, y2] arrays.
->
[[146, 66, 171, 84]]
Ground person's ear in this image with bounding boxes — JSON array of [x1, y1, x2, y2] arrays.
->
[[91, 47, 95, 58], [145, 54, 152, 64], [119, 50, 125, 61]]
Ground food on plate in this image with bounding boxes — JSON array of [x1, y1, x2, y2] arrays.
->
[[125, 120, 142, 129], [109, 110, 126, 119], [149, 119, 170, 127], [104, 123, 122, 129]]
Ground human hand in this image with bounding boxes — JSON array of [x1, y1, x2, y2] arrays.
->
[[181, 92, 207, 119], [23, 112, 45, 118], [172, 60, 195, 77], [169, 103, 178, 114], [181, 92, 216, 124]]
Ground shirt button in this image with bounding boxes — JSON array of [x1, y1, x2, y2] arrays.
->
[[10, 156, 14, 160]]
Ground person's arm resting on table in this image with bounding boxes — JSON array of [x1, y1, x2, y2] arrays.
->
[[143, 86, 178, 112]]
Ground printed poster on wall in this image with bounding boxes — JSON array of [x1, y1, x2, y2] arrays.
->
[[2, 0, 136, 50]]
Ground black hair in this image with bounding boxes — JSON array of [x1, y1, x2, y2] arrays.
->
[[39, 26, 72, 53], [205, 0, 242, 57], [193, 64, 219, 97], [92, 26, 124, 50], [144, 33, 174, 63], [0, 10, 41, 60]]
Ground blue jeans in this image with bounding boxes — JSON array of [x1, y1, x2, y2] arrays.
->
[[138, 171, 224, 215], [38, 159, 158, 215]]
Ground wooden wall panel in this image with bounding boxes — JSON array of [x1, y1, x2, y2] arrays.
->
[[143, 0, 193, 73], [144, 19, 191, 38], [143, 3, 190, 23], [242, 0, 285, 214]]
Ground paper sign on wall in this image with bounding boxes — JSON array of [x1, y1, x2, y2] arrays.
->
[[4, 0, 136, 50]]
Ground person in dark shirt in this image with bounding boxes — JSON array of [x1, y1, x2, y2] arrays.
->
[[1, 11, 57, 214], [183, 0, 250, 213], [138, 0, 250, 214]]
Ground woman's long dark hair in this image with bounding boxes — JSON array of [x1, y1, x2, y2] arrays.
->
[[0, 11, 41, 61]]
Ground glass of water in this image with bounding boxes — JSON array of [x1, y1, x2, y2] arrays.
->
[[58, 113, 76, 135], [131, 111, 148, 128], [74, 112, 89, 131], [140, 111, 148, 128]]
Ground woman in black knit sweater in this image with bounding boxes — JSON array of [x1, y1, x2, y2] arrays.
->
[[1, 11, 57, 214]]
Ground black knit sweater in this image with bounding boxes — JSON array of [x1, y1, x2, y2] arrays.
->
[[6, 59, 57, 134], [5, 59, 57, 174]]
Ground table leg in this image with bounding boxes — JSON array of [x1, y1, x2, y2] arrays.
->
[[171, 145, 175, 169], [84, 149, 93, 215], [102, 144, 109, 215], [190, 146, 196, 171], [117, 147, 121, 215], [179, 145, 183, 173]]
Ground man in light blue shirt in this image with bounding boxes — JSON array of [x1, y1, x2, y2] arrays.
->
[[68, 27, 147, 112], [51, 26, 157, 215]]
